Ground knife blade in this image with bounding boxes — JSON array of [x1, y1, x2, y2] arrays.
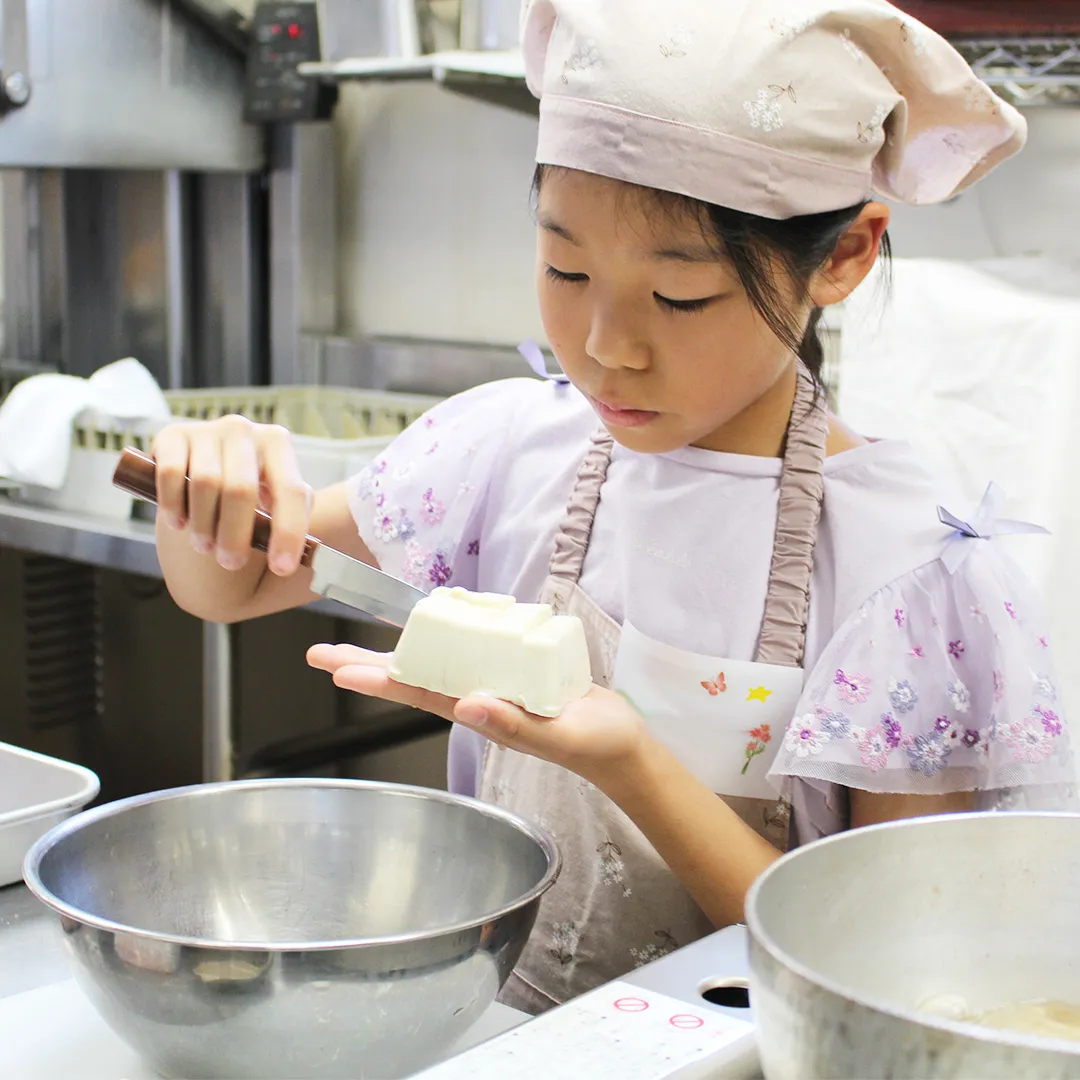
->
[[112, 447, 426, 628]]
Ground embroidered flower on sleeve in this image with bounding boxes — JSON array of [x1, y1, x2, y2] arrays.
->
[[1004, 714, 1055, 763], [948, 640, 965, 660], [420, 488, 446, 526], [396, 511, 416, 542], [907, 731, 953, 776], [834, 669, 872, 704], [948, 680, 972, 713], [1004, 601, 1018, 620], [785, 715, 828, 757], [424, 415, 436, 429], [962, 728, 980, 749], [854, 724, 890, 772], [1032, 672, 1057, 702], [425, 441, 439, 456], [909, 646, 925, 659], [401, 541, 453, 588], [1038, 635, 1050, 648], [1035, 704, 1063, 737], [815, 707, 851, 739], [429, 552, 452, 587], [373, 508, 403, 543], [467, 539, 480, 557], [894, 608, 905, 628], [881, 713, 905, 749], [402, 540, 430, 585], [888, 678, 918, 714]]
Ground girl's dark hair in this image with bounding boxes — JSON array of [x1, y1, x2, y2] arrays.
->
[[532, 164, 892, 389]]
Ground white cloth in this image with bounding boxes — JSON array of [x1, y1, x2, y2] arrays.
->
[[837, 258, 1080, 730], [0, 358, 170, 489], [347, 378, 1075, 826]]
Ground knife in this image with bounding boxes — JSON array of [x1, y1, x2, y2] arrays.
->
[[112, 447, 426, 628]]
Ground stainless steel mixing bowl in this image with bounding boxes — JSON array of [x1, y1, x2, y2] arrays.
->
[[23, 778, 560, 1079], [746, 811, 1080, 1079]]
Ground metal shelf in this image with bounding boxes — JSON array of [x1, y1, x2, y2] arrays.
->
[[298, 50, 536, 115], [303, 36, 1080, 112], [954, 37, 1080, 105]]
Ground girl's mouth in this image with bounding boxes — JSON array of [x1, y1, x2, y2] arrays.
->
[[588, 395, 660, 428]]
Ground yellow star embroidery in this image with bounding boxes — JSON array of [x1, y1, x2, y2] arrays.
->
[[747, 686, 773, 703]]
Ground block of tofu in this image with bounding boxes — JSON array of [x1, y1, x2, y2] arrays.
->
[[389, 587, 592, 717]]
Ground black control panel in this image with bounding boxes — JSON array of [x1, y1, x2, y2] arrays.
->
[[244, 1, 337, 124]]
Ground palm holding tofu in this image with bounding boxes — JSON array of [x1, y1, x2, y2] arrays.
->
[[307, 593, 645, 783], [390, 588, 591, 718]]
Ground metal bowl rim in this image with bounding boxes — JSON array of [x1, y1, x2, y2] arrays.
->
[[22, 776, 562, 952], [745, 810, 1080, 1057]]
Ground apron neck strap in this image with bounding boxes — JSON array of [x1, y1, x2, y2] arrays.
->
[[755, 364, 829, 667], [546, 364, 829, 668], [548, 427, 615, 584]]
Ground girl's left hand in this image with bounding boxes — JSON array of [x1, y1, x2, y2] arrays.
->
[[306, 643, 647, 783]]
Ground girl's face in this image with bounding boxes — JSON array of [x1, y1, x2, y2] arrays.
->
[[536, 168, 806, 455]]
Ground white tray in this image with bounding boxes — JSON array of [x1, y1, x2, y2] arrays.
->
[[0, 742, 100, 886]]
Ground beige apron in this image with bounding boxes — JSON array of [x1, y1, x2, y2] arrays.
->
[[479, 366, 829, 1014]]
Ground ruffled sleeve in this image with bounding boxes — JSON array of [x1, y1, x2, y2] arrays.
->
[[347, 379, 531, 592], [769, 542, 1078, 830]]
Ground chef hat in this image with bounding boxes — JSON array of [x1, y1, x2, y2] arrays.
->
[[521, 0, 1026, 219]]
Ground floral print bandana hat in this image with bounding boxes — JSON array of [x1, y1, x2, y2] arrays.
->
[[521, 0, 1026, 218]]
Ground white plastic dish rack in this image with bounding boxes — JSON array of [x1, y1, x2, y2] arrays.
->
[[7, 385, 442, 521]]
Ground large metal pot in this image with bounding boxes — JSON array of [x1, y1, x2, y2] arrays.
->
[[746, 812, 1080, 1079], [23, 778, 559, 1080]]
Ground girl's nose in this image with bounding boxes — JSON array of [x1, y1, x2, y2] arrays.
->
[[585, 305, 651, 371]]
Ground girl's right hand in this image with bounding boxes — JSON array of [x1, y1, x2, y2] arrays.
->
[[151, 416, 313, 576]]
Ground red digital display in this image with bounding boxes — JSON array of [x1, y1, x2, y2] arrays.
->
[[288, 23, 303, 39]]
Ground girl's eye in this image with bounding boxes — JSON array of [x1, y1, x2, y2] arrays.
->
[[654, 293, 714, 314], [544, 265, 589, 285]]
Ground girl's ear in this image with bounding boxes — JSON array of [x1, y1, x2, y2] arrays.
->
[[809, 202, 890, 307]]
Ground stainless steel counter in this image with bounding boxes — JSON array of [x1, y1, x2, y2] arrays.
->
[[0, 495, 382, 782], [0, 495, 374, 621]]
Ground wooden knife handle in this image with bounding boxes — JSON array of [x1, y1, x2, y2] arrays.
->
[[113, 447, 320, 568]]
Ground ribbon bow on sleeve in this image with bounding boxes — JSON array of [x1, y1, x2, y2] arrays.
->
[[937, 482, 1049, 574], [518, 339, 570, 384]]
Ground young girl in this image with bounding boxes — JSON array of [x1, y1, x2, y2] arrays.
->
[[154, 0, 1076, 1015]]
